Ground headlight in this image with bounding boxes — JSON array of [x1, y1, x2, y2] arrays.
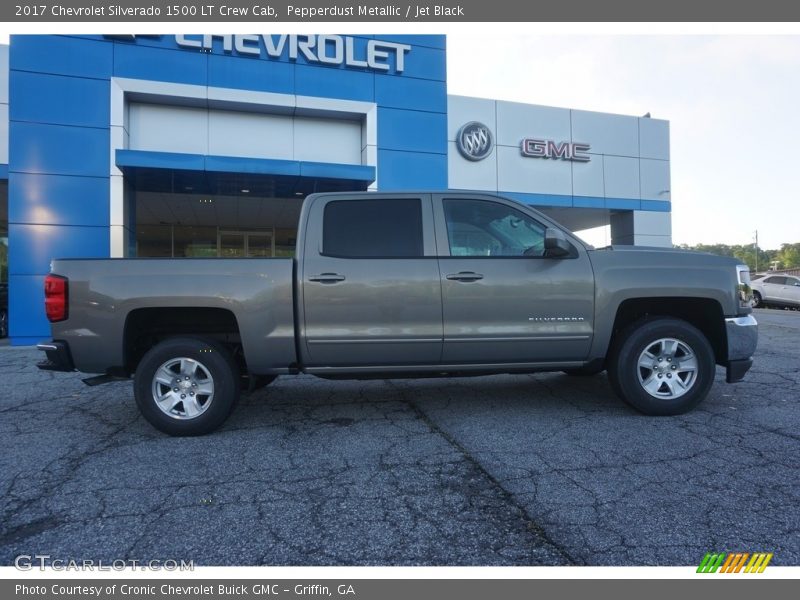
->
[[736, 264, 752, 309]]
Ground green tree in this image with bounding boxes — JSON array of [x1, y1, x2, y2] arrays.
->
[[776, 243, 800, 269]]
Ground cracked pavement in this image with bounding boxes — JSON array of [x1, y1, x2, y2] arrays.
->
[[0, 308, 798, 566]]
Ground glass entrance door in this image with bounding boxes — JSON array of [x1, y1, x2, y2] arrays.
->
[[218, 231, 274, 258], [247, 233, 273, 258], [219, 232, 246, 258]]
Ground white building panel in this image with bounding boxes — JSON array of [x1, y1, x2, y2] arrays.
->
[[496, 101, 571, 148], [209, 110, 294, 160], [129, 104, 209, 155], [639, 117, 670, 161], [497, 145, 572, 196], [603, 155, 640, 199], [572, 157, 604, 198], [293, 117, 362, 164], [447, 95, 496, 142], [571, 109, 639, 157], [448, 141, 498, 191], [640, 158, 671, 201], [130, 103, 363, 165], [634, 210, 672, 237]]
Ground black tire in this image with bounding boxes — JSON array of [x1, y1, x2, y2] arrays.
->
[[134, 337, 240, 436], [607, 317, 715, 416], [0, 309, 7, 339], [752, 291, 762, 308]]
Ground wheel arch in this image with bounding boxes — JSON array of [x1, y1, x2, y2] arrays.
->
[[607, 297, 727, 365], [123, 307, 243, 376]]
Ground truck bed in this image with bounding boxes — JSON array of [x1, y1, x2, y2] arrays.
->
[[48, 258, 297, 375]]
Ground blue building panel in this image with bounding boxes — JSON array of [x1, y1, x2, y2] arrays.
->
[[10, 35, 112, 80], [400, 45, 447, 82], [207, 53, 295, 94], [375, 76, 447, 113], [8, 223, 110, 276], [378, 150, 447, 189], [572, 196, 607, 209], [10, 122, 109, 177], [295, 64, 375, 103], [640, 199, 671, 212], [205, 155, 300, 177], [9, 173, 110, 226], [299, 161, 375, 182], [377, 108, 448, 154], [604, 197, 642, 210], [10, 71, 110, 128], [116, 149, 205, 172], [113, 43, 208, 86]]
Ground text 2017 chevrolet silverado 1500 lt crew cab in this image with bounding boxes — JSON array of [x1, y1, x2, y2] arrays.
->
[[37, 192, 757, 435]]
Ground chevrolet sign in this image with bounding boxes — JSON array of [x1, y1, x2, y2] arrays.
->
[[175, 35, 411, 73], [521, 138, 591, 162]]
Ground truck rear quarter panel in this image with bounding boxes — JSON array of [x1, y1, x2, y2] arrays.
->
[[50, 258, 296, 374]]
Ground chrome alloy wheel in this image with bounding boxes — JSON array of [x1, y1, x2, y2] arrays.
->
[[151, 357, 215, 420], [636, 338, 698, 400]]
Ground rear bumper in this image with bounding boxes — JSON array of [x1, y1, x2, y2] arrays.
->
[[36, 341, 75, 372], [724, 314, 758, 383]]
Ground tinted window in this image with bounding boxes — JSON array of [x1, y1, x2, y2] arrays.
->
[[764, 276, 787, 285], [443, 199, 545, 257], [789, 277, 800, 286], [323, 199, 423, 258]]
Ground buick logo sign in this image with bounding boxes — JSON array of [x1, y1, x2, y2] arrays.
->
[[456, 121, 493, 161]]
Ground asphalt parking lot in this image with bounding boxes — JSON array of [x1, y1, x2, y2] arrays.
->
[[0, 308, 798, 566]]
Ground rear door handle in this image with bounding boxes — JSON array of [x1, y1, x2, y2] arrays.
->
[[309, 273, 346, 283], [446, 271, 484, 282]]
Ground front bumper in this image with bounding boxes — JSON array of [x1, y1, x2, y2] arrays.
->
[[724, 314, 758, 383], [36, 341, 75, 372]]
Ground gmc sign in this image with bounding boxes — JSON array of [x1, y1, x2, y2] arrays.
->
[[521, 138, 591, 162]]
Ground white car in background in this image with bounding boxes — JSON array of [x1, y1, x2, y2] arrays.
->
[[751, 274, 800, 309]]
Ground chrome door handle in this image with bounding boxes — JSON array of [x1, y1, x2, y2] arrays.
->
[[446, 271, 484, 282], [309, 273, 346, 283]]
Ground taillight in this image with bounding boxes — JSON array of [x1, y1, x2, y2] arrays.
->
[[44, 275, 68, 322]]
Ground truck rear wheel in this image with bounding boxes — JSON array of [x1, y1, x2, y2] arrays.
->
[[134, 337, 240, 436], [607, 317, 715, 416]]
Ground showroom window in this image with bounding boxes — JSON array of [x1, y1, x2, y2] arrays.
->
[[323, 199, 423, 258], [443, 198, 546, 257]]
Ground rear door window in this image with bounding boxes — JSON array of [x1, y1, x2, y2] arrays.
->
[[323, 199, 423, 258]]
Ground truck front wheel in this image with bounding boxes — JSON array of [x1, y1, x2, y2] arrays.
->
[[607, 318, 716, 416], [134, 337, 240, 436]]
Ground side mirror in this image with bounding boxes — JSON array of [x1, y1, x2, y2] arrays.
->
[[544, 227, 572, 258]]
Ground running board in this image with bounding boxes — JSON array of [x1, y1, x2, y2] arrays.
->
[[82, 374, 129, 386]]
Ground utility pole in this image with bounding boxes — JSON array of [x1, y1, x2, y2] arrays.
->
[[754, 230, 759, 273]]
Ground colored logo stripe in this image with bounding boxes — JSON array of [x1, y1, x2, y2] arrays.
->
[[697, 552, 773, 573]]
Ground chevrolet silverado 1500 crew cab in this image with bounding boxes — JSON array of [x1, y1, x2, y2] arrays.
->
[[37, 192, 757, 435]]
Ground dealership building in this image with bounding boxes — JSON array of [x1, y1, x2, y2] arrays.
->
[[0, 34, 672, 345]]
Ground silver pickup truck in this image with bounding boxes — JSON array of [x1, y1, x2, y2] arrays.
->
[[37, 191, 757, 435]]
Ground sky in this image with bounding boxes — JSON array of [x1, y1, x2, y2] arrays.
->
[[1, 32, 797, 249], [446, 35, 800, 249]]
